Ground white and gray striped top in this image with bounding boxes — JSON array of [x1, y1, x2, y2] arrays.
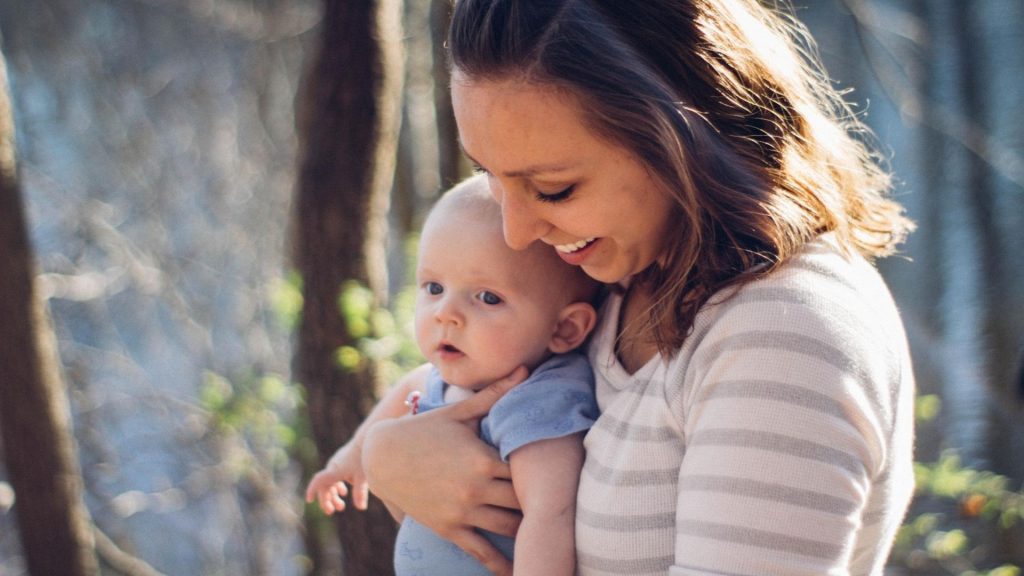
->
[[576, 235, 915, 576]]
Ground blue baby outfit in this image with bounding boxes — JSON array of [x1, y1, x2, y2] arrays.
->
[[393, 351, 598, 576]]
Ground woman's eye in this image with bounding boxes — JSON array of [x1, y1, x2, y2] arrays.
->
[[477, 291, 503, 305], [535, 185, 574, 203], [425, 282, 443, 295]]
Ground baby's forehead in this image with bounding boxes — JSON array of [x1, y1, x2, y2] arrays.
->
[[423, 185, 591, 296], [429, 193, 500, 227], [422, 216, 568, 279]]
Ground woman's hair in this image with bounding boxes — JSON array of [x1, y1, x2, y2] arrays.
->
[[448, 0, 914, 354]]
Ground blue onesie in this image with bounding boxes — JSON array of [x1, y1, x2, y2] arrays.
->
[[393, 351, 598, 576]]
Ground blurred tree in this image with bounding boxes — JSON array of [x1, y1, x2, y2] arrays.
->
[[393, 0, 443, 243], [431, 0, 463, 189], [911, 0, 947, 342], [953, 0, 1016, 403], [0, 48, 98, 576], [293, 0, 403, 574]]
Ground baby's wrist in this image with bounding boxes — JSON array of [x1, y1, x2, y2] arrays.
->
[[328, 442, 360, 468]]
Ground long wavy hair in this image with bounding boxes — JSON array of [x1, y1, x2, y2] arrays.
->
[[448, 0, 914, 354]]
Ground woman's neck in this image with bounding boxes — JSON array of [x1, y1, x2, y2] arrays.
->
[[615, 281, 659, 374]]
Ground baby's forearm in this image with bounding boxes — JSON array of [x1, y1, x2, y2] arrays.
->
[[343, 363, 430, 452], [508, 434, 585, 576], [513, 506, 576, 576]]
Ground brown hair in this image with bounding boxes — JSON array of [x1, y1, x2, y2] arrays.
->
[[448, 0, 913, 354]]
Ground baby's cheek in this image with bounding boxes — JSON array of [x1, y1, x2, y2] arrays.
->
[[501, 338, 549, 372]]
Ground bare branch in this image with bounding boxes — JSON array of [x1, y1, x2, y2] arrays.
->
[[93, 525, 166, 576], [841, 0, 1024, 191]]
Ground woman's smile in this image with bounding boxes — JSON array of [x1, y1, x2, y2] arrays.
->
[[552, 237, 600, 266]]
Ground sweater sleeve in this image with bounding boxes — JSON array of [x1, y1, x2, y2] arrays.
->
[[666, 280, 900, 575]]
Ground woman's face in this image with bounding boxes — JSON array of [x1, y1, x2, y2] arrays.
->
[[451, 73, 676, 284]]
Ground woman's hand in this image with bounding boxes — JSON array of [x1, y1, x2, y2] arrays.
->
[[362, 367, 528, 576]]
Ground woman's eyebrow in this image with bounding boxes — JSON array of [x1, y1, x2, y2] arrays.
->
[[460, 145, 575, 178]]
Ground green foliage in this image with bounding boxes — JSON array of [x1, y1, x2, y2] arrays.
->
[[199, 370, 306, 473], [268, 271, 304, 331], [334, 279, 423, 380], [915, 393, 942, 423], [338, 280, 374, 340], [892, 394, 1024, 574]]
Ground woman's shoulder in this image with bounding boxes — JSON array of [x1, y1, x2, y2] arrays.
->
[[688, 234, 908, 367], [671, 236, 914, 474], [714, 234, 881, 301]]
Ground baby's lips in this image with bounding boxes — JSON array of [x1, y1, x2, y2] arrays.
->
[[439, 341, 462, 353]]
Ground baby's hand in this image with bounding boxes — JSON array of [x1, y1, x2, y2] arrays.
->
[[305, 444, 369, 515]]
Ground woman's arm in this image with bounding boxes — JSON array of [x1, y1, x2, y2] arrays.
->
[[507, 433, 585, 576], [362, 367, 528, 576], [665, 276, 913, 574]]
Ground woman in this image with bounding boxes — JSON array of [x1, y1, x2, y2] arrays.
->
[[363, 1, 916, 574]]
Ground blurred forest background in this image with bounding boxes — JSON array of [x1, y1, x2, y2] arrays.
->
[[0, 0, 1022, 575]]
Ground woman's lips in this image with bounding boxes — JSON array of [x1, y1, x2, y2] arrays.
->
[[555, 237, 599, 265]]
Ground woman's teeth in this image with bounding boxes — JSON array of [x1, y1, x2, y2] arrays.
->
[[555, 238, 595, 253]]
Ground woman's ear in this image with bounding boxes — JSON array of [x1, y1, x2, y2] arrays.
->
[[548, 302, 598, 354]]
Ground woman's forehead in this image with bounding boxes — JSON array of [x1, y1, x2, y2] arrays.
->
[[453, 79, 594, 160]]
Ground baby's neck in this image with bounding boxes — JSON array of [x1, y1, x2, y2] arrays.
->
[[443, 385, 477, 403], [442, 352, 557, 403]]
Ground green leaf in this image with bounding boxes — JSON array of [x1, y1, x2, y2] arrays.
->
[[335, 345, 363, 371], [915, 394, 942, 422], [338, 281, 374, 338], [268, 272, 304, 331]]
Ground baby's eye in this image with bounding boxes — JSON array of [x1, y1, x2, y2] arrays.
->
[[424, 282, 443, 295], [476, 291, 503, 305]]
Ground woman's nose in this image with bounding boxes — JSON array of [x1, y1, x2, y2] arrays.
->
[[491, 180, 548, 250]]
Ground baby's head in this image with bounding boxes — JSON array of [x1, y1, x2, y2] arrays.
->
[[414, 175, 600, 390]]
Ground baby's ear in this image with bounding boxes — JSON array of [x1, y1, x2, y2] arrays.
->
[[549, 302, 598, 354]]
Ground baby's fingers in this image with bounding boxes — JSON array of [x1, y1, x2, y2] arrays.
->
[[317, 481, 350, 515], [305, 469, 340, 502], [352, 480, 370, 511], [304, 474, 324, 503]]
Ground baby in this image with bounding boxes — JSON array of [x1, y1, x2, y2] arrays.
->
[[306, 175, 601, 576]]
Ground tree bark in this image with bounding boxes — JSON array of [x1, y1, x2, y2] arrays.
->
[[294, 0, 403, 574], [0, 48, 98, 576], [431, 0, 465, 189]]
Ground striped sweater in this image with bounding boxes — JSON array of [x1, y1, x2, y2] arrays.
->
[[575, 235, 915, 576]]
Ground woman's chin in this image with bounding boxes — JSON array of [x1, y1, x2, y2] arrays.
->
[[580, 263, 627, 285]]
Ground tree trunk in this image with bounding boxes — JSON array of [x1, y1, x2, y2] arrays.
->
[[431, 0, 465, 189], [0, 48, 98, 576], [953, 1, 1012, 398], [911, 0, 947, 341], [294, 0, 403, 574]]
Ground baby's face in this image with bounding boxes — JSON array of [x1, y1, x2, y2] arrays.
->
[[414, 210, 569, 390]]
